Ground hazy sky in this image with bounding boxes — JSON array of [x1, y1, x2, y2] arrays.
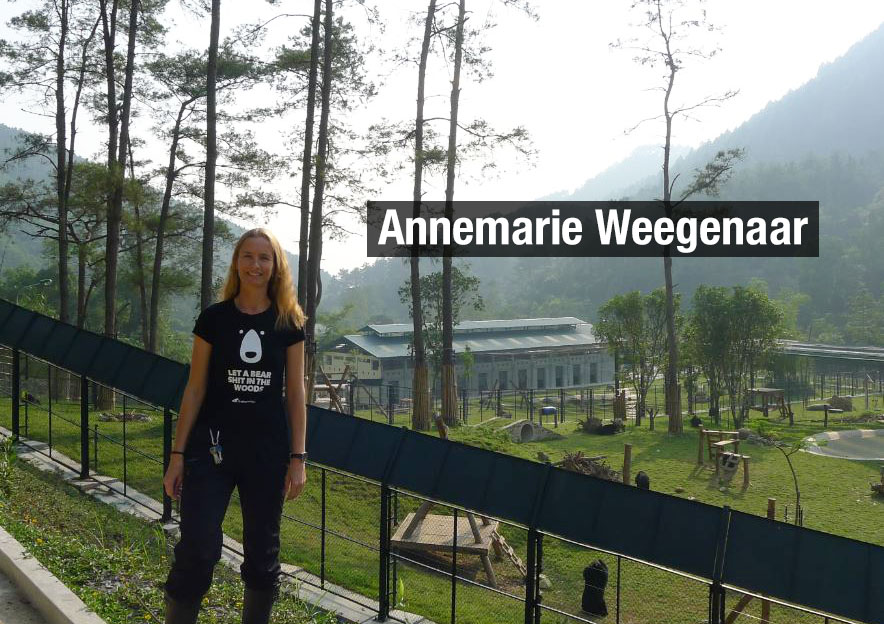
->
[[2, 0, 884, 274]]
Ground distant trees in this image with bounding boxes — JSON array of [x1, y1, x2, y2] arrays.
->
[[596, 289, 673, 426], [400, 265, 483, 396], [686, 285, 782, 428]]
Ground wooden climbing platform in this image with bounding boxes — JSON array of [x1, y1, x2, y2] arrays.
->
[[391, 513, 498, 554]]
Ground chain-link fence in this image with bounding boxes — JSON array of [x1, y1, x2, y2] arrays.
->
[[0, 343, 879, 624]]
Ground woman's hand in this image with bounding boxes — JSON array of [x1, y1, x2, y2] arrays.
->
[[164, 456, 184, 500], [284, 459, 307, 501]]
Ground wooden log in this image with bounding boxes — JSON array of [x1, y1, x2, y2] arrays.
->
[[467, 513, 483, 544], [742, 455, 751, 489], [401, 501, 434, 540], [480, 553, 498, 588]]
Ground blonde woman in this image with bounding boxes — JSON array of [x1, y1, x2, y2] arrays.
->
[[162, 228, 307, 624]]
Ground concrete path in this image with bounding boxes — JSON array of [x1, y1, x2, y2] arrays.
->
[[0, 568, 48, 624]]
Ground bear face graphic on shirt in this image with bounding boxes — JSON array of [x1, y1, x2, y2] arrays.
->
[[239, 329, 264, 363], [226, 329, 272, 397]]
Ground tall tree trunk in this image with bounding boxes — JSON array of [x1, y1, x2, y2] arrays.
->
[[149, 100, 189, 352], [127, 141, 149, 348], [76, 244, 87, 328], [409, 0, 436, 432], [105, 0, 138, 342], [297, 0, 322, 310], [661, 27, 682, 434], [55, 0, 70, 323], [441, 0, 466, 427], [201, 0, 221, 311], [304, 0, 333, 401], [97, 0, 119, 411]]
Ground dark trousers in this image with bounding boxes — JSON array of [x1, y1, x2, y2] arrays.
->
[[165, 439, 288, 602]]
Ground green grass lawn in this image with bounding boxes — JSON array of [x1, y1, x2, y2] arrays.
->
[[0, 445, 334, 624], [1, 385, 882, 624]]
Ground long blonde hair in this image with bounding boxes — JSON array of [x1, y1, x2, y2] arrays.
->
[[220, 228, 306, 329]]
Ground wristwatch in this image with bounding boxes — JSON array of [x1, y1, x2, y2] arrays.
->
[[290, 452, 308, 462]]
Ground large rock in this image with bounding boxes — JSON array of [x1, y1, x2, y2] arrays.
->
[[829, 395, 854, 412]]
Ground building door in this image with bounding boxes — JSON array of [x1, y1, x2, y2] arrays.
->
[[518, 369, 528, 389], [537, 368, 546, 389], [555, 365, 564, 387], [499, 370, 509, 390]]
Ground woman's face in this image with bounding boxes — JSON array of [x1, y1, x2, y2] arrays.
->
[[236, 236, 275, 293]]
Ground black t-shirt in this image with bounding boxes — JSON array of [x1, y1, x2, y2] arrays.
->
[[188, 299, 305, 450]]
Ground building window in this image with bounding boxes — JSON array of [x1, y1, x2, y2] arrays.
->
[[573, 364, 581, 386], [478, 373, 488, 391], [590, 362, 598, 384], [499, 370, 509, 390], [537, 368, 546, 389], [372, 360, 380, 371], [518, 369, 528, 389], [555, 365, 564, 387]]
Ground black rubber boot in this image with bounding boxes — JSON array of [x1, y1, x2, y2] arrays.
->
[[164, 591, 200, 624], [242, 587, 276, 624]]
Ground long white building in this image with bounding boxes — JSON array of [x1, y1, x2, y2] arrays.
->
[[343, 317, 614, 395]]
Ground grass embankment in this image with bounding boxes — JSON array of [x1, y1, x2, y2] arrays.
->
[[2, 384, 882, 624], [0, 444, 334, 624]]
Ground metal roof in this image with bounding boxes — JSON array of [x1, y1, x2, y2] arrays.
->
[[780, 340, 884, 363], [345, 322, 601, 359], [362, 317, 586, 336]]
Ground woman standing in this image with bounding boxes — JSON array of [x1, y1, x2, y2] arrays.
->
[[162, 228, 307, 624]]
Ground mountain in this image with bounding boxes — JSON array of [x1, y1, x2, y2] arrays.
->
[[541, 145, 691, 201], [330, 22, 884, 341]]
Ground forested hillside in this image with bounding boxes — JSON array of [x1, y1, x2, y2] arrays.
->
[[326, 23, 884, 345]]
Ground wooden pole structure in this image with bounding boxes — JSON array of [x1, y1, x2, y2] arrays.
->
[[622, 443, 632, 485]]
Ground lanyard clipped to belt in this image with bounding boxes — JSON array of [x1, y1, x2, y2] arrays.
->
[[209, 428, 223, 465]]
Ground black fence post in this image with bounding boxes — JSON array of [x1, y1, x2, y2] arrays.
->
[[559, 388, 564, 425], [321, 468, 327, 588], [11, 348, 19, 441], [378, 483, 391, 621], [93, 424, 98, 472], [709, 505, 730, 624], [533, 532, 543, 624], [348, 380, 355, 416], [462, 388, 468, 424], [451, 507, 458, 624], [387, 384, 395, 425], [80, 375, 89, 479], [162, 407, 172, 522], [524, 528, 537, 624]]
